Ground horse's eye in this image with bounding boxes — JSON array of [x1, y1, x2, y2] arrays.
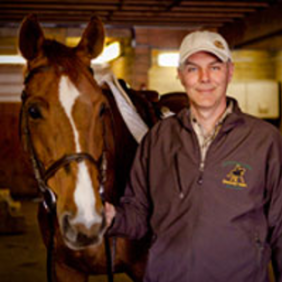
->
[[28, 105, 42, 119]]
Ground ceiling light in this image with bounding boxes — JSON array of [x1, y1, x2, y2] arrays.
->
[[92, 41, 121, 65], [157, 52, 179, 67], [0, 41, 121, 65], [0, 55, 26, 65]]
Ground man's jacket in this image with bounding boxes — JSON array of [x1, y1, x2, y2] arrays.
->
[[109, 97, 282, 282]]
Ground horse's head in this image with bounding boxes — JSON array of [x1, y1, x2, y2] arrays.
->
[[19, 14, 112, 250]]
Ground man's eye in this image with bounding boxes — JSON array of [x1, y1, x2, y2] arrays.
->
[[187, 67, 197, 73], [28, 105, 42, 119], [211, 64, 223, 71]]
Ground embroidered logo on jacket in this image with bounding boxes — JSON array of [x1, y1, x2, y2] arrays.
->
[[222, 161, 251, 190]]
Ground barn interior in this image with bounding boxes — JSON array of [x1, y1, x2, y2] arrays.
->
[[0, 0, 282, 281]]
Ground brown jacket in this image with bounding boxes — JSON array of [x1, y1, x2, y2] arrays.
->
[[109, 98, 282, 282]]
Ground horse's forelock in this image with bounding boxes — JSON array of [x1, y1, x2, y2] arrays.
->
[[42, 39, 80, 79], [42, 39, 72, 61]]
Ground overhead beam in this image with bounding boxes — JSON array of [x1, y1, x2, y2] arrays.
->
[[176, 1, 269, 7], [219, 1, 282, 48], [0, 3, 117, 10], [110, 16, 227, 23], [171, 6, 256, 12], [0, 14, 223, 28], [0, 0, 273, 30], [164, 0, 183, 11], [111, 11, 245, 17], [0, 5, 247, 17], [0, 0, 119, 3], [0, 13, 224, 25]]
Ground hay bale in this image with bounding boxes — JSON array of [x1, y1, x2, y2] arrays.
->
[[0, 189, 26, 234]]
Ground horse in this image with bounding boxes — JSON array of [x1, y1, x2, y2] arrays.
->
[[18, 14, 159, 282]]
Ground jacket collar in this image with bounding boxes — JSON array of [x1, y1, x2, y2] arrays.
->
[[176, 96, 245, 133]]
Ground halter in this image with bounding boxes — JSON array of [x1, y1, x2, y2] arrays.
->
[[21, 91, 106, 212], [21, 65, 109, 211]]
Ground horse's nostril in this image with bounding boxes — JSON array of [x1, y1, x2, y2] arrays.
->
[[62, 213, 70, 232], [62, 213, 77, 241], [76, 225, 102, 246], [77, 232, 94, 245]]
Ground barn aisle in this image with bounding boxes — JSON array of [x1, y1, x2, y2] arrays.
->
[[0, 200, 132, 282]]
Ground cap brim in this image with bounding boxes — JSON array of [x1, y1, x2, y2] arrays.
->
[[179, 47, 231, 65]]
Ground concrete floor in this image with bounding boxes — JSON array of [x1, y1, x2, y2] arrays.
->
[[0, 200, 276, 282], [0, 199, 132, 282]]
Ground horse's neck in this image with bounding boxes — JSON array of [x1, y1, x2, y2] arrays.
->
[[100, 87, 139, 203], [100, 84, 164, 204], [114, 79, 161, 127], [101, 78, 162, 144], [123, 87, 161, 128]]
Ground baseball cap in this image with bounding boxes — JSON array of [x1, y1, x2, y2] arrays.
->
[[178, 30, 232, 65]]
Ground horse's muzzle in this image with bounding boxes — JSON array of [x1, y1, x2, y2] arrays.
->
[[61, 212, 107, 250]]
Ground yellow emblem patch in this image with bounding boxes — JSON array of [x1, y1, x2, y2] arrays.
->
[[214, 40, 225, 50], [222, 164, 247, 188]]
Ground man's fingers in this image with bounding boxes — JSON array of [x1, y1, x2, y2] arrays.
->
[[105, 202, 116, 227]]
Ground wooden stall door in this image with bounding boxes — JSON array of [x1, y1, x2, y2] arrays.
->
[[0, 102, 37, 198]]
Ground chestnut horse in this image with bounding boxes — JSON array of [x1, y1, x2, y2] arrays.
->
[[18, 15, 160, 282]]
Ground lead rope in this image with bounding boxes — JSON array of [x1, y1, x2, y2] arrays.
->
[[99, 113, 115, 282], [47, 209, 56, 282], [99, 151, 113, 282]]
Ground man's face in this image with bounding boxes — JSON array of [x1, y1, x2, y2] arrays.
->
[[178, 51, 234, 113]]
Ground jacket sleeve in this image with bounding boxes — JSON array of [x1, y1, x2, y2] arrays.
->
[[266, 133, 282, 281], [107, 132, 152, 240]]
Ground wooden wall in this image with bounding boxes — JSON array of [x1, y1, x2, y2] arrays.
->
[[0, 64, 38, 198], [0, 102, 38, 198]]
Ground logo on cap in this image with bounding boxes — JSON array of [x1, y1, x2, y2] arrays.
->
[[214, 40, 225, 50]]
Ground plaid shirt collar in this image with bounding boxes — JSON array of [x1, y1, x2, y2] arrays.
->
[[191, 100, 233, 164]]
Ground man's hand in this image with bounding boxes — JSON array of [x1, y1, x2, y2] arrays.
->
[[105, 202, 116, 228]]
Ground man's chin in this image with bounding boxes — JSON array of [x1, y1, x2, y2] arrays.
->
[[194, 100, 216, 109]]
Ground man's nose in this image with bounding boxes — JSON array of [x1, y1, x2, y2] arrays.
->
[[199, 69, 210, 82]]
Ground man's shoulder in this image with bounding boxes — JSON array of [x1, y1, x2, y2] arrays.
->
[[240, 111, 282, 139], [152, 108, 187, 133], [141, 108, 188, 147]]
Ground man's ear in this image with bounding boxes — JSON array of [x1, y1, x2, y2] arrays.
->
[[75, 16, 105, 65], [177, 68, 185, 86], [18, 14, 44, 61], [227, 62, 234, 82]]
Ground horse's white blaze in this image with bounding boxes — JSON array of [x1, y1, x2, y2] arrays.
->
[[59, 76, 102, 229]]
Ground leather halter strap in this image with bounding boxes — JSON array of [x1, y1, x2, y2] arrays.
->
[[42, 152, 101, 211], [44, 152, 99, 183]]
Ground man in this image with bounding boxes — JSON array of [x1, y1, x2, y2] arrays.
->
[[105, 31, 282, 282]]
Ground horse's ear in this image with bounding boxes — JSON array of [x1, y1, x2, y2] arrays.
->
[[76, 16, 105, 63], [18, 14, 44, 61]]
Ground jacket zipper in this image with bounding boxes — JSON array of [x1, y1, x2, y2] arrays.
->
[[174, 154, 184, 199], [196, 129, 224, 185], [190, 130, 205, 186], [197, 160, 204, 185]]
